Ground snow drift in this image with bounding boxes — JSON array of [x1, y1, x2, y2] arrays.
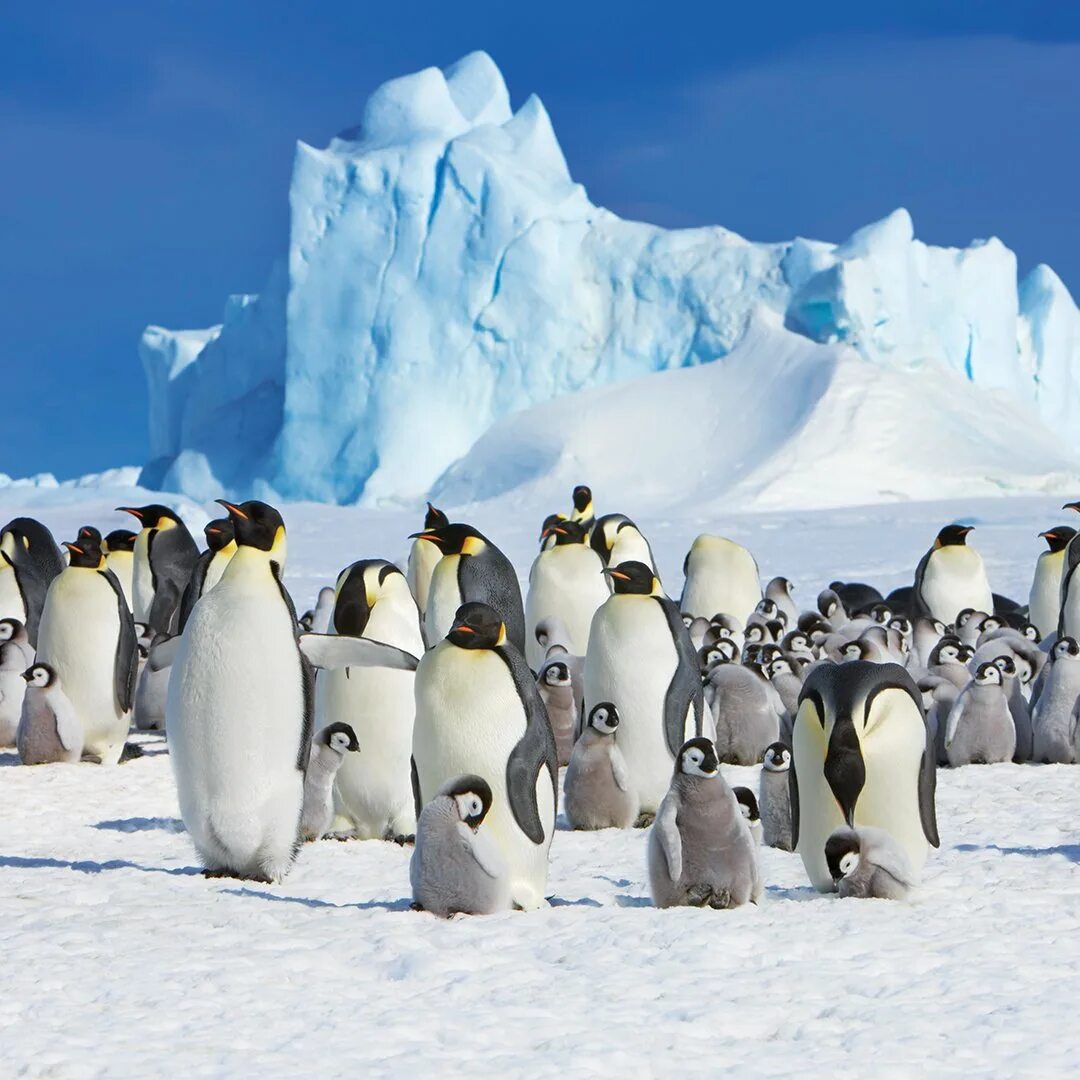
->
[[139, 52, 1080, 506]]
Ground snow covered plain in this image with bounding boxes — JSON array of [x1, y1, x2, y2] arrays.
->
[[2, 486, 1080, 1076]]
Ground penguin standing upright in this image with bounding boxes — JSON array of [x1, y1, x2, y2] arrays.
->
[[166, 500, 311, 881], [103, 529, 137, 612], [679, 535, 762, 627], [524, 519, 609, 670], [176, 518, 237, 633], [0, 642, 27, 747], [563, 702, 638, 830], [791, 661, 938, 892], [16, 663, 83, 765], [412, 523, 526, 653], [1056, 504, 1080, 641], [913, 525, 993, 624], [758, 742, 793, 851], [584, 561, 705, 818], [569, 485, 595, 534], [1030, 637, 1080, 764], [116, 504, 199, 635], [406, 503, 449, 621], [36, 529, 137, 765], [944, 662, 1016, 766], [300, 722, 360, 842], [1028, 526, 1075, 641], [0, 517, 65, 647], [590, 515, 660, 578], [412, 602, 557, 910]]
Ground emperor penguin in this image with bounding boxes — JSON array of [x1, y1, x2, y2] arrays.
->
[[103, 529, 137, 612], [0, 618, 34, 667], [412, 602, 558, 910], [679, 534, 761, 628], [116, 504, 199, 635], [704, 657, 778, 765], [584, 561, 705, 818], [410, 775, 512, 918], [1056, 504, 1080, 641], [166, 500, 311, 881], [524, 519, 610, 670], [315, 559, 423, 842], [176, 518, 237, 633], [913, 524, 993, 624], [590, 514, 660, 579], [791, 661, 938, 892], [765, 576, 798, 627], [944, 662, 1016, 767], [569, 484, 595, 533], [0, 642, 27, 747], [36, 529, 137, 765], [825, 825, 917, 901], [535, 654, 579, 767], [299, 722, 360, 842], [733, 787, 763, 845], [1030, 636, 1080, 764], [16, 663, 83, 765], [648, 738, 762, 909], [304, 587, 335, 635], [411, 523, 526, 654], [563, 702, 638, 830], [758, 742, 793, 851], [0, 517, 65, 647], [1029, 526, 1075, 640], [406, 502, 449, 621]]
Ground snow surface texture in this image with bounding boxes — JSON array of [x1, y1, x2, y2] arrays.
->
[[3, 484, 1080, 1075], [139, 52, 1080, 507]]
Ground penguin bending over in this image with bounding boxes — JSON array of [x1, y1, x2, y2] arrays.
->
[[826, 825, 916, 901], [0, 517, 65, 647], [117, 504, 199, 635], [679, 534, 761, 627]]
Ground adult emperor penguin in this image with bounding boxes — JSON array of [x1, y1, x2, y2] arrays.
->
[[590, 514, 660, 578], [16, 663, 84, 765], [569, 485, 595, 533], [315, 558, 423, 841], [36, 529, 137, 765], [1028, 526, 1075, 640], [103, 529, 137, 612], [524, 519, 610, 670], [0, 517, 65, 647], [913, 524, 993, 625], [166, 499, 311, 881], [411, 602, 557, 910], [176, 518, 236, 633], [116, 504, 199, 635], [679, 534, 762, 627], [406, 502, 449, 621], [563, 702, 638, 830], [412, 523, 526, 654], [791, 661, 938, 892], [1056, 504, 1080, 641], [584, 561, 706, 819]]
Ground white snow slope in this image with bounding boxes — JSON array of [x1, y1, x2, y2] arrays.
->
[[2, 484, 1079, 1076]]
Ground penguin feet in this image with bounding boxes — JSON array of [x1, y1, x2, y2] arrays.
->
[[119, 742, 145, 763], [391, 834, 415, 847], [685, 884, 713, 907], [634, 812, 656, 829], [707, 889, 734, 911], [201, 868, 235, 880], [409, 901, 424, 912]]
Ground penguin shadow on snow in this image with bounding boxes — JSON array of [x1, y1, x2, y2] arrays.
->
[[0, 751, 19, 767], [93, 817, 186, 834], [955, 842, 1080, 863], [221, 886, 415, 913], [0, 854, 203, 876]]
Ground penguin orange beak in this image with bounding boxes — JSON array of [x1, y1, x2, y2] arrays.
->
[[451, 624, 475, 635], [410, 532, 438, 542], [116, 507, 143, 520], [553, 526, 567, 536], [1039, 530, 1056, 540], [603, 568, 630, 582], [1064, 502, 1080, 513], [215, 499, 248, 520], [64, 543, 84, 556]]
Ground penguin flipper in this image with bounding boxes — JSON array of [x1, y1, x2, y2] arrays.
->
[[147, 577, 181, 636], [176, 549, 211, 634], [457, 821, 502, 879], [656, 596, 705, 756], [789, 760, 800, 850], [100, 568, 137, 714], [918, 729, 939, 848], [911, 549, 932, 619], [298, 633, 420, 672], [654, 796, 682, 881], [411, 756, 423, 819], [610, 747, 631, 793], [55, 700, 82, 754]]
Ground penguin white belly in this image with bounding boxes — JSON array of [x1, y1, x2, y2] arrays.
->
[[414, 646, 553, 908], [682, 546, 761, 624], [584, 598, 681, 814], [166, 575, 304, 880], [37, 573, 126, 764], [132, 534, 154, 624], [406, 539, 442, 617], [1029, 552, 1064, 640], [203, 551, 232, 595], [921, 548, 992, 624], [525, 548, 609, 669], [792, 705, 841, 891], [0, 564, 26, 624], [1060, 574, 1080, 640], [425, 556, 461, 647], [107, 552, 135, 613]]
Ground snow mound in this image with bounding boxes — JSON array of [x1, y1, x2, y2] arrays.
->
[[140, 53, 1080, 506]]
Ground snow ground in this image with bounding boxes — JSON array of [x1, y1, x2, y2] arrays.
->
[[2, 488, 1080, 1076]]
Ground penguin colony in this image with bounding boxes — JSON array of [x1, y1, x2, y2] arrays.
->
[[4, 492, 1080, 914]]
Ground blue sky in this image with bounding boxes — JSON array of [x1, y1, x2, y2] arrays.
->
[[2, 2, 1079, 479]]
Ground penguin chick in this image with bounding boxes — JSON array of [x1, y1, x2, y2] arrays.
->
[[758, 742, 793, 851], [1031, 637, 1080, 764], [765, 576, 798, 627], [991, 654, 1033, 763], [825, 825, 917, 901], [134, 632, 171, 732], [299, 723, 360, 842], [648, 738, 762, 909], [765, 656, 802, 745], [0, 618, 34, 667], [536, 656, 579, 767], [0, 642, 27, 747], [733, 787, 763, 845], [17, 664, 83, 765], [410, 775, 511, 918], [945, 662, 1016, 766], [703, 659, 778, 766], [563, 702, 638, 830]]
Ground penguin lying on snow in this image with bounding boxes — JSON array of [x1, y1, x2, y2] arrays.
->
[[826, 825, 917, 900]]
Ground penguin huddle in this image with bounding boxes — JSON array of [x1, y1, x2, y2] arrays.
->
[[5, 494, 1080, 915]]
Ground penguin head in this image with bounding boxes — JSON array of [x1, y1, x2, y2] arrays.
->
[[866, 603, 892, 625], [541, 660, 571, 687], [203, 518, 236, 553], [762, 742, 791, 772], [332, 560, 407, 637], [0, 618, 23, 643], [930, 637, 963, 666], [409, 523, 485, 557], [977, 614, 1004, 638], [756, 598, 780, 620], [934, 524, 974, 548], [440, 774, 493, 829], [699, 643, 730, 672], [676, 737, 720, 778], [587, 702, 619, 735], [1054, 636, 1079, 661], [548, 520, 589, 547], [709, 613, 740, 634], [973, 661, 1002, 687], [103, 529, 136, 554], [63, 531, 106, 570], [77, 525, 102, 546], [766, 657, 793, 680], [1020, 622, 1041, 643], [23, 663, 56, 689], [992, 655, 1016, 680], [888, 616, 912, 638], [603, 561, 659, 596], [572, 485, 593, 515], [842, 640, 870, 662], [115, 504, 181, 532], [733, 786, 759, 825], [957, 643, 976, 664], [216, 501, 286, 558], [319, 722, 360, 755], [1040, 526, 1076, 554], [447, 602, 505, 650], [817, 588, 843, 620], [744, 624, 766, 645], [825, 827, 861, 884], [423, 502, 449, 531], [782, 630, 811, 654], [538, 513, 567, 546]]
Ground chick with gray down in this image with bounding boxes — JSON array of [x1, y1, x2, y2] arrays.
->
[[299, 723, 360, 842], [1030, 636, 1080, 764], [0, 642, 27, 747], [17, 663, 83, 765], [648, 738, 762, 910], [989, 654, 1033, 763], [0, 618, 35, 667], [536, 652, 580, 766], [825, 825, 917, 900], [733, 787, 762, 845], [945, 662, 1016, 766], [758, 741, 793, 851], [563, 702, 638, 830], [704, 657, 779, 766]]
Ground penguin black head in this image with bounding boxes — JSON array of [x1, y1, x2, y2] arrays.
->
[[203, 518, 235, 552], [588, 701, 619, 734], [866, 603, 892, 625], [77, 525, 102, 546], [1062, 501, 1080, 515], [699, 643, 730, 671], [319, 721, 360, 754], [957, 643, 976, 664], [935, 524, 974, 548], [548, 520, 589, 547], [408, 523, 484, 556], [766, 657, 793, 680], [23, 663, 57, 688], [541, 661, 571, 687], [424, 502, 449, 531], [676, 737, 719, 778], [825, 828, 860, 883], [115, 504, 179, 530], [798, 613, 831, 639], [538, 513, 567, 545], [973, 662, 1002, 687], [930, 637, 962, 665], [1040, 526, 1076, 554], [103, 529, 136, 553], [603, 561, 658, 596], [817, 588, 843, 619], [992, 655, 1016, 679], [763, 742, 791, 772], [216, 500, 285, 552], [448, 602, 505, 649], [733, 786, 759, 824], [0, 618, 25, 642], [332, 560, 404, 637], [572, 485, 592, 514], [441, 774, 494, 829], [63, 531, 106, 570], [756, 598, 780, 619], [1054, 636, 1079, 660]]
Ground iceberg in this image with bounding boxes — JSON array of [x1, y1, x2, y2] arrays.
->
[[139, 52, 1080, 506]]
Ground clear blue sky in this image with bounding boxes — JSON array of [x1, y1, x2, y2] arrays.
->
[[3, 2, 1078, 480]]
